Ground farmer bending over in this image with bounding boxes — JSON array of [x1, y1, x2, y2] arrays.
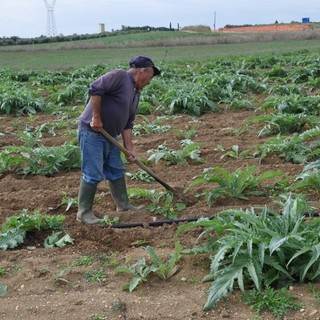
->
[[77, 56, 161, 225]]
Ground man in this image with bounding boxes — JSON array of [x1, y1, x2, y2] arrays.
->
[[77, 56, 161, 225]]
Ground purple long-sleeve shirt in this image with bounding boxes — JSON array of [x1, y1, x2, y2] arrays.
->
[[79, 69, 140, 136]]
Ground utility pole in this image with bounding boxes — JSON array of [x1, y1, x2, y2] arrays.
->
[[213, 11, 217, 31], [43, 0, 57, 37]]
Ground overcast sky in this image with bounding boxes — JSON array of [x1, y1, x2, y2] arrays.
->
[[0, 0, 319, 38]]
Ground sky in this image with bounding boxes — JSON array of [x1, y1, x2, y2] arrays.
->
[[0, 0, 319, 38]]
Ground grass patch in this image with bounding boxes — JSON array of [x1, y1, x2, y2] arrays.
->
[[243, 287, 303, 319], [1, 31, 320, 70]]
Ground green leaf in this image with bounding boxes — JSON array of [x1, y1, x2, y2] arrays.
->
[[300, 243, 320, 281], [203, 257, 250, 310], [0, 229, 26, 251], [129, 277, 141, 292], [146, 246, 162, 266], [43, 232, 74, 248], [269, 237, 287, 255], [286, 247, 311, 267], [246, 262, 261, 291], [205, 243, 232, 279]]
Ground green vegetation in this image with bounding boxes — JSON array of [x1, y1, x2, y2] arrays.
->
[[101, 215, 120, 226], [2, 31, 320, 314], [83, 268, 108, 283], [247, 113, 320, 136], [43, 231, 74, 248], [190, 166, 283, 206], [115, 243, 182, 292], [72, 256, 94, 267], [147, 140, 203, 165], [127, 169, 155, 183], [0, 267, 7, 276], [291, 162, 320, 192], [0, 210, 67, 250], [1, 30, 320, 69], [0, 142, 81, 175], [128, 188, 186, 219], [219, 145, 251, 160], [176, 195, 320, 310], [132, 116, 171, 136], [255, 127, 320, 164], [243, 287, 303, 319]]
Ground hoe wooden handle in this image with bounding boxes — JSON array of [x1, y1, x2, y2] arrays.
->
[[100, 128, 176, 193]]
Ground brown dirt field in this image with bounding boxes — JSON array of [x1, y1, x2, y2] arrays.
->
[[0, 108, 320, 320], [218, 24, 311, 33]]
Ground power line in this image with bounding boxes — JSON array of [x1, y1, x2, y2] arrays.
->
[[43, 0, 57, 37]]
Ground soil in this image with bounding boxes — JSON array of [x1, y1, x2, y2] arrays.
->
[[218, 23, 311, 33], [0, 108, 320, 320]]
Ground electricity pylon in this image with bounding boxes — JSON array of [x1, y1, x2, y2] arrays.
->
[[43, 0, 57, 37]]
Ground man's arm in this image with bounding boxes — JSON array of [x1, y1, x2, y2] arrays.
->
[[89, 95, 103, 131], [122, 128, 136, 162]]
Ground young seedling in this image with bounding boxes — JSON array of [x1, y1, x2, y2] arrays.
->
[[115, 243, 182, 291]]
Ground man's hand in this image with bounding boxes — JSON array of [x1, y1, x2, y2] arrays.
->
[[122, 128, 136, 162], [125, 150, 137, 162], [90, 117, 103, 131]]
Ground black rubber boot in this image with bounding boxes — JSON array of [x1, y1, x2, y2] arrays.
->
[[77, 179, 104, 225], [108, 176, 144, 212]]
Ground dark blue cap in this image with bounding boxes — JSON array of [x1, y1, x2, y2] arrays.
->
[[129, 56, 161, 76]]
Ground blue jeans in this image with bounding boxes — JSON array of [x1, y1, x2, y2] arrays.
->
[[78, 127, 125, 185]]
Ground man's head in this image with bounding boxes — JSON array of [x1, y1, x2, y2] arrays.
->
[[129, 56, 161, 77], [129, 56, 161, 90]]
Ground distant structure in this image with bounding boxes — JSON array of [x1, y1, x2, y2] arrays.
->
[[213, 11, 217, 31], [99, 23, 105, 33], [43, 0, 57, 37]]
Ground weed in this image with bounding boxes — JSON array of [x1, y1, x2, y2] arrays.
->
[[243, 287, 303, 319], [91, 314, 106, 320], [11, 264, 22, 271], [222, 126, 250, 136], [83, 268, 107, 282], [131, 240, 151, 247], [174, 124, 198, 139], [72, 256, 93, 267], [60, 192, 78, 211], [0, 267, 7, 276], [308, 283, 320, 298], [96, 253, 119, 268], [111, 298, 127, 315]]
